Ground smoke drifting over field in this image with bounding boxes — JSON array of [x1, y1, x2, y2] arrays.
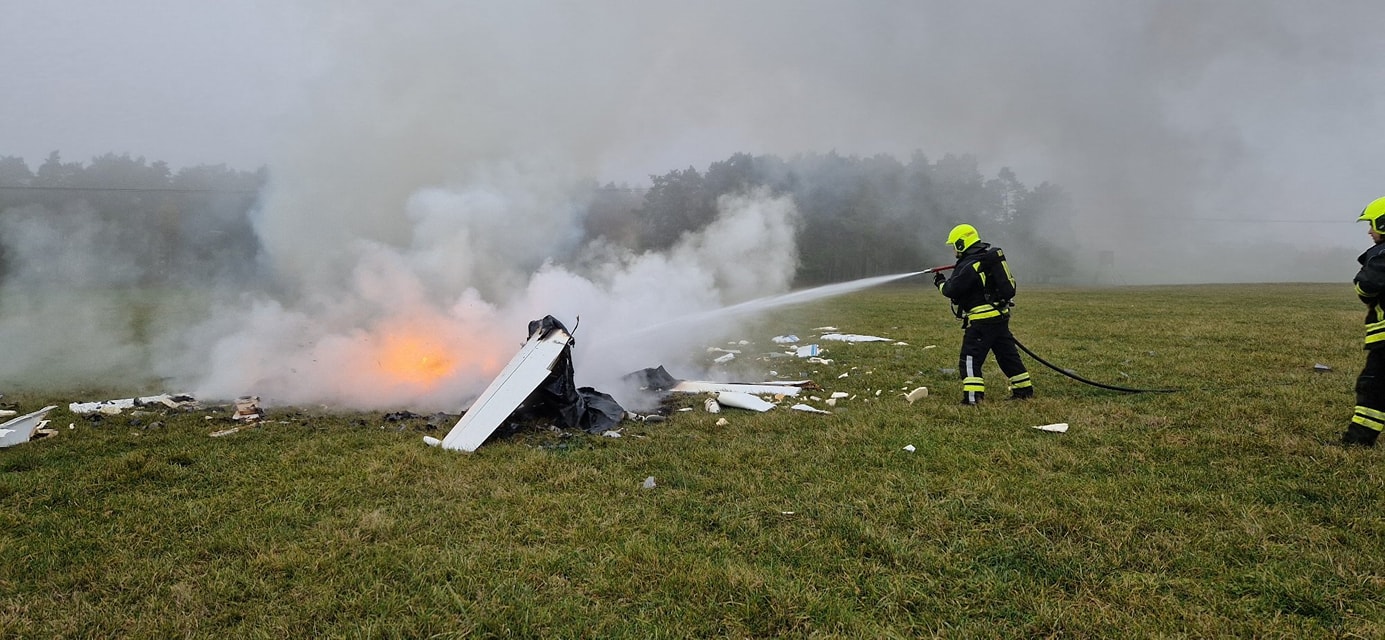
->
[[3, 1, 1384, 406]]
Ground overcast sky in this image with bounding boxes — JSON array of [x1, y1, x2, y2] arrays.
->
[[4, 1, 1384, 251]]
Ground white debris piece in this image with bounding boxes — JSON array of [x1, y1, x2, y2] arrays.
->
[[673, 381, 808, 397], [0, 406, 58, 448], [923, 345, 937, 350], [795, 344, 821, 358], [603, 430, 622, 438], [790, 403, 832, 414], [0, 410, 15, 418], [422, 436, 442, 447], [893, 342, 909, 346], [707, 347, 741, 354], [713, 352, 736, 364], [825, 398, 837, 406], [716, 391, 775, 412], [715, 417, 729, 426], [704, 398, 721, 413], [903, 444, 916, 452], [813, 326, 839, 331], [904, 387, 929, 403], [830, 392, 849, 399], [820, 333, 892, 342], [642, 476, 656, 489], [1033, 423, 1069, 433], [69, 394, 196, 415], [772, 335, 799, 344]]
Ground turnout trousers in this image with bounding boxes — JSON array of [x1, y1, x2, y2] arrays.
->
[[1346, 347, 1385, 446], [957, 317, 1033, 404]]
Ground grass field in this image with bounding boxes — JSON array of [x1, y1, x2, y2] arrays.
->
[[2, 282, 1382, 638]]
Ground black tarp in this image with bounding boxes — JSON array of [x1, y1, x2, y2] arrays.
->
[[514, 315, 626, 434]]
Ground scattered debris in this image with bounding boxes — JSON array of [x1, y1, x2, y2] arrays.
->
[[903, 444, 916, 452], [671, 380, 813, 396], [904, 387, 929, 403], [715, 417, 729, 426], [813, 326, 839, 331], [0, 410, 15, 418], [772, 335, 799, 344], [790, 403, 831, 414], [232, 396, 265, 422], [704, 398, 721, 413], [713, 352, 736, 364], [716, 391, 775, 412], [837, 372, 849, 379], [1033, 423, 1069, 433], [1314, 363, 1333, 372], [602, 430, 622, 438], [209, 427, 242, 438], [0, 406, 58, 448], [422, 436, 442, 447], [924, 345, 937, 349], [795, 344, 821, 358], [830, 392, 849, 399], [69, 394, 197, 415], [820, 333, 892, 342], [642, 476, 657, 489]]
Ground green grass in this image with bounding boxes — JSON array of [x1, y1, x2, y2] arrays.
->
[[2, 283, 1382, 638]]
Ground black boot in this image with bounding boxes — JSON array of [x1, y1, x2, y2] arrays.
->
[[1342, 423, 1380, 447], [1009, 388, 1034, 401], [961, 391, 984, 406]]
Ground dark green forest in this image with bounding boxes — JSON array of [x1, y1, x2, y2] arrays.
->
[[0, 150, 1075, 288]]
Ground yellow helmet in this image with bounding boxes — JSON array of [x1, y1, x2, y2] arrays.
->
[[946, 223, 980, 252], [1359, 196, 1385, 233]]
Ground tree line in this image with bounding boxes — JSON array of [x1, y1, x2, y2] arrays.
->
[[0, 149, 1075, 287], [589, 151, 1075, 284]]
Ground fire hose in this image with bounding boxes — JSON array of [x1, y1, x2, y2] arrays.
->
[[924, 263, 1178, 394]]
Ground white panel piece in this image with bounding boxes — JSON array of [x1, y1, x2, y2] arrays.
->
[[0, 406, 58, 448], [441, 327, 573, 452], [671, 381, 806, 397], [819, 333, 892, 342], [716, 391, 775, 412]]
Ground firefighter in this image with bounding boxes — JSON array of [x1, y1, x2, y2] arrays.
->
[[1345, 196, 1385, 446], [934, 223, 1033, 405]]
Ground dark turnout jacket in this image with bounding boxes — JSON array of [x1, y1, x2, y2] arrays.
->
[[938, 242, 1016, 323]]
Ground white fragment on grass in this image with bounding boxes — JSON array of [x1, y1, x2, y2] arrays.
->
[[830, 392, 849, 399], [603, 430, 622, 438], [715, 417, 729, 426], [904, 387, 929, 403], [924, 345, 937, 350], [422, 436, 442, 447], [903, 444, 916, 452], [837, 372, 849, 379], [790, 403, 832, 414], [642, 476, 656, 489], [1033, 423, 1069, 433], [713, 352, 736, 364]]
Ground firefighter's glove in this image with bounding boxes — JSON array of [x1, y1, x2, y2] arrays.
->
[[933, 272, 947, 288]]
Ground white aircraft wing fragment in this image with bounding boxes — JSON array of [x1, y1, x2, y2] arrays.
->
[[441, 327, 573, 452], [0, 405, 58, 448]]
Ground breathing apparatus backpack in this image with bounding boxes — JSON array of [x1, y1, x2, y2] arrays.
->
[[981, 248, 1017, 306]]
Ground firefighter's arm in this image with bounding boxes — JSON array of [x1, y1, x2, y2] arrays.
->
[[1356, 271, 1380, 305]]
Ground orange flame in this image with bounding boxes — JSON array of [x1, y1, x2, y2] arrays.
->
[[376, 329, 457, 386]]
